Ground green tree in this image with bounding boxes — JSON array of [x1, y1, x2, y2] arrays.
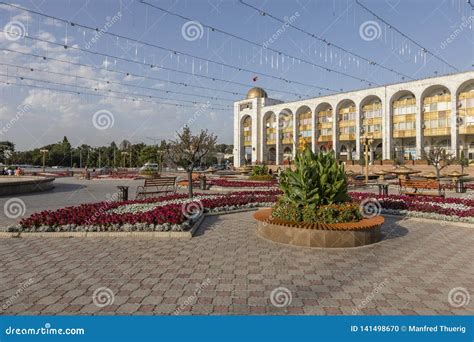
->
[[167, 126, 217, 198], [139, 145, 159, 165], [422, 146, 456, 181], [0, 141, 15, 164]]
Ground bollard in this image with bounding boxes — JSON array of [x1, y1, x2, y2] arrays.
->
[[117, 186, 129, 201], [199, 175, 207, 190], [455, 180, 465, 193]]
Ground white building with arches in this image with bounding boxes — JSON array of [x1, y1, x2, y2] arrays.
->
[[233, 71, 474, 167]]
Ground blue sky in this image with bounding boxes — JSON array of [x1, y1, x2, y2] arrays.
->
[[0, 0, 473, 150]]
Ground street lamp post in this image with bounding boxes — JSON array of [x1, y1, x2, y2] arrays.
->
[[360, 136, 373, 184], [40, 149, 48, 172]]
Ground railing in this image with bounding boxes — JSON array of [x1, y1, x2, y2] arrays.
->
[[459, 125, 474, 134], [423, 127, 451, 136], [393, 130, 416, 138], [423, 94, 451, 104], [339, 133, 356, 141], [393, 98, 416, 108], [362, 117, 382, 125], [317, 136, 332, 142]]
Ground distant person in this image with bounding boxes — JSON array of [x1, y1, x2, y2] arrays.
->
[[14, 167, 20, 176], [7, 168, 13, 176]]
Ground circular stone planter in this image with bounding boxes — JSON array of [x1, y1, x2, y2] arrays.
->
[[0, 176, 55, 196], [254, 208, 384, 248]]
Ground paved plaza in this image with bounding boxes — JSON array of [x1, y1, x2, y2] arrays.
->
[[0, 211, 472, 315], [0, 178, 146, 228]]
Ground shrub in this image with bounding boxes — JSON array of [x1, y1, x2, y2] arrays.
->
[[251, 165, 268, 176], [248, 174, 273, 181], [279, 148, 350, 206], [272, 147, 362, 224], [272, 199, 362, 224], [139, 169, 160, 177]]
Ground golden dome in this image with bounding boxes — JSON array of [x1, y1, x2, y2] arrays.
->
[[246, 87, 268, 99]]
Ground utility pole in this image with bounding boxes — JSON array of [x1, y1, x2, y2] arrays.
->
[[40, 149, 48, 172]]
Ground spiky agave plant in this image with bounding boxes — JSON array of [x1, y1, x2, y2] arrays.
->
[[279, 147, 350, 206]]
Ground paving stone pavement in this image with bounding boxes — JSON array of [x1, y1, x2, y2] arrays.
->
[[0, 213, 473, 315]]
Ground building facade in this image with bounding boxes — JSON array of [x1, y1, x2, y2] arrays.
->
[[233, 71, 474, 167]]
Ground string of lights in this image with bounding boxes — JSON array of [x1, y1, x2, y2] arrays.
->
[[0, 46, 308, 98], [0, 2, 337, 94], [0, 61, 236, 104], [355, 0, 460, 72], [232, 0, 413, 80], [141, 0, 381, 85], [0, 74, 231, 111]]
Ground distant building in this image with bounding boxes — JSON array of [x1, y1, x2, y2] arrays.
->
[[233, 71, 474, 166]]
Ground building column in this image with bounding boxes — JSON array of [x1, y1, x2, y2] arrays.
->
[[292, 115, 297, 159], [276, 116, 281, 165], [355, 109, 361, 160], [251, 115, 258, 164], [382, 96, 391, 160], [311, 110, 317, 153], [233, 111, 241, 167], [451, 97, 459, 157], [415, 97, 423, 159], [332, 110, 339, 157]]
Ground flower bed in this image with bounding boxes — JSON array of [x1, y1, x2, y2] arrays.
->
[[208, 178, 277, 188], [13, 190, 280, 233], [350, 192, 474, 223], [10, 189, 473, 233]]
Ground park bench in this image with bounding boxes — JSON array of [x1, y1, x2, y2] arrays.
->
[[399, 179, 445, 197], [136, 176, 177, 199]]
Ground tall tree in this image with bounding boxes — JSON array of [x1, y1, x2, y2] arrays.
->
[[422, 146, 456, 181], [0, 141, 15, 164], [167, 126, 217, 198]]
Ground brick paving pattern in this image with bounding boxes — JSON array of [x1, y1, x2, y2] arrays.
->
[[0, 212, 473, 315]]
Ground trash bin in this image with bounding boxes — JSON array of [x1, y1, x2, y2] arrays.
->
[[199, 175, 207, 190], [117, 186, 129, 201], [455, 180, 465, 193], [377, 183, 389, 196]]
